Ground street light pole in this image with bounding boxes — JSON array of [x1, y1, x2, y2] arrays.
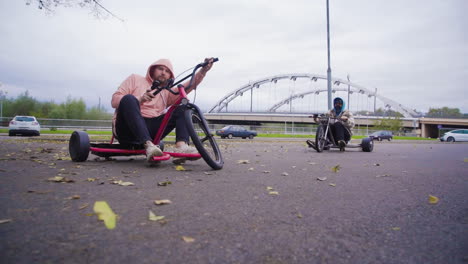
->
[[0, 83, 6, 121], [326, 0, 332, 110], [347, 74, 350, 110], [374, 87, 377, 114]]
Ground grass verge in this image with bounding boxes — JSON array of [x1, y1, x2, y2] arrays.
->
[[0, 129, 436, 140]]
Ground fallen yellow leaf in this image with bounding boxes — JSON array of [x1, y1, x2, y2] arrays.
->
[[148, 210, 165, 221], [93, 201, 117, 230], [182, 236, 195, 243], [331, 165, 341, 173], [329, 183, 336, 187], [429, 195, 439, 204], [154, 199, 172, 205], [266, 186, 274, 191], [175, 165, 186, 171], [392, 227, 401, 231], [237, 160, 250, 164], [269, 191, 279, 195]]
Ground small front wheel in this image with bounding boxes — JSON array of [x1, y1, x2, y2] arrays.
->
[[249, 135, 254, 139], [185, 108, 224, 170], [315, 125, 327, 152], [228, 134, 233, 139], [69, 131, 90, 162], [361, 137, 374, 152]]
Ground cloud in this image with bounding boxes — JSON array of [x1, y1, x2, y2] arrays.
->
[[0, 0, 467, 114]]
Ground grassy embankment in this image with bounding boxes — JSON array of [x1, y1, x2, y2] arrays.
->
[[0, 129, 436, 140]]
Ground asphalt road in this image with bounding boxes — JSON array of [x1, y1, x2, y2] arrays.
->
[[0, 136, 467, 264]]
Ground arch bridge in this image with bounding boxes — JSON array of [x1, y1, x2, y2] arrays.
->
[[209, 73, 418, 118]]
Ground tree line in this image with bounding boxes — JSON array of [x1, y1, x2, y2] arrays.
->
[[1, 92, 465, 121], [1, 91, 112, 120]]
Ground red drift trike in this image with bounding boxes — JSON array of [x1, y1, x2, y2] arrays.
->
[[68, 59, 223, 170]]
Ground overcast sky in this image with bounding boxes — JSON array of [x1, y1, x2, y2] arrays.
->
[[1, 0, 467, 114]]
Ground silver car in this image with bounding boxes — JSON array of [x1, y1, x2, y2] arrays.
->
[[8, 116, 41, 136], [439, 129, 468, 142]]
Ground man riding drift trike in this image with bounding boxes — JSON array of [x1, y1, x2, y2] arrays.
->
[[307, 97, 373, 152], [68, 57, 224, 170]]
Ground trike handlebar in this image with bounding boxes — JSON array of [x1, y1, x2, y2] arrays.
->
[[152, 58, 219, 96]]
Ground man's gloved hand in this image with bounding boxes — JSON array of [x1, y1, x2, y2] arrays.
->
[[340, 116, 348, 122]]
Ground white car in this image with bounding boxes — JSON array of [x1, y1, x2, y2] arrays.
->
[[8, 116, 41, 136], [439, 129, 468, 142]]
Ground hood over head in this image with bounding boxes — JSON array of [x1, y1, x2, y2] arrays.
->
[[146, 58, 175, 82], [333, 97, 346, 115]]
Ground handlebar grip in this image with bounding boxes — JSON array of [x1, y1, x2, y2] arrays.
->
[[200, 57, 219, 67]]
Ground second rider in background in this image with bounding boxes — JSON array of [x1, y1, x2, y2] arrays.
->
[[325, 97, 355, 148]]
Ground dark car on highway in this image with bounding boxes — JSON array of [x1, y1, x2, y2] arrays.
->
[[216, 125, 257, 139], [369, 130, 393, 141]]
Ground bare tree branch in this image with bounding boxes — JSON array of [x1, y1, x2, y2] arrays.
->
[[25, 0, 125, 22]]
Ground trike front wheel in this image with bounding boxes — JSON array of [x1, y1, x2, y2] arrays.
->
[[185, 108, 224, 170], [315, 125, 327, 152]]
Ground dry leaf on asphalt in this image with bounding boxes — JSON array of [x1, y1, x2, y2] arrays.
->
[[263, 171, 271, 174], [182, 236, 195, 243], [329, 183, 336, 187], [392, 227, 401, 231], [0, 219, 12, 224], [27, 190, 52, 194], [154, 199, 172, 205], [149, 210, 165, 221], [331, 165, 341, 173], [47, 176, 75, 183], [376, 174, 391, 178], [237, 160, 250, 164], [79, 203, 89, 210], [157, 181, 172, 186], [93, 201, 117, 230], [203, 172, 213, 175], [429, 195, 439, 204], [269, 191, 279, 195], [248, 167, 254, 171], [317, 177, 327, 181], [281, 172, 289, 176], [67, 195, 80, 200], [87, 178, 97, 182], [464, 158, 468, 162], [112, 180, 134, 186], [266, 186, 274, 191]]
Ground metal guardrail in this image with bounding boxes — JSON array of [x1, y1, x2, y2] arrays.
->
[[0, 117, 409, 136]]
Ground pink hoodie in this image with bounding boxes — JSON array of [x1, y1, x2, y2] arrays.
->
[[111, 59, 207, 131]]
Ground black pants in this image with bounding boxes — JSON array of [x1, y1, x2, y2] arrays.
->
[[330, 121, 351, 142], [115, 94, 189, 146]]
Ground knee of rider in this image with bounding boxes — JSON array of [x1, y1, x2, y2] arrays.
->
[[120, 94, 138, 106]]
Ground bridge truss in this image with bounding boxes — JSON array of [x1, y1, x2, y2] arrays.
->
[[208, 73, 418, 118]]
